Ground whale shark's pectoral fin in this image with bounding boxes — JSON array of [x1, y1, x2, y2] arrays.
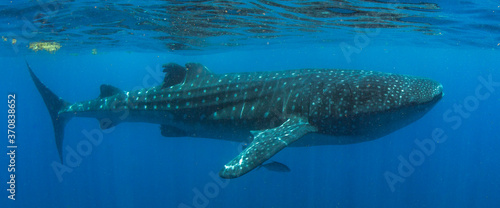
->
[[219, 116, 317, 179]]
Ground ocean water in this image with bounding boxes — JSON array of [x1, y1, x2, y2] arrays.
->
[[1, 1, 500, 208]]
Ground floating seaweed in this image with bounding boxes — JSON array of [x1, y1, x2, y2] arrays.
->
[[29, 42, 62, 53]]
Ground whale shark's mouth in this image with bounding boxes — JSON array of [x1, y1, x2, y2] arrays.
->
[[437, 84, 444, 98], [428, 83, 444, 104]]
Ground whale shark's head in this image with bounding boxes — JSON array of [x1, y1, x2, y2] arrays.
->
[[322, 72, 444, 140], [351, 73, 443, 114], [389, 74, 443, 111], [390, 75, 443, 109]]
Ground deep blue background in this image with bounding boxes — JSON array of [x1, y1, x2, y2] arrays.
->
[[1, 44, 500, 208]]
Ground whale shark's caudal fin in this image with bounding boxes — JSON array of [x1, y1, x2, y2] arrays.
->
[[27, 62, 72, 162]]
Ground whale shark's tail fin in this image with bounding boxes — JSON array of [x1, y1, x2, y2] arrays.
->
[[27, 62, 72, 162]]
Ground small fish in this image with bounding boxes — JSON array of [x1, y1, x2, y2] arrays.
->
[[258, 161, 291, 172]]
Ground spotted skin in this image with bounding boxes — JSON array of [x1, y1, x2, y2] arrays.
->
[[220, 116, 317, 178], [28, 63, 443, 178]]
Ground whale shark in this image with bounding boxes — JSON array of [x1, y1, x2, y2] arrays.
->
[[28, 62, 443, 178]]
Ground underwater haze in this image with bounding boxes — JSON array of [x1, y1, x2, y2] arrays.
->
[[1, 0, 500, 208]]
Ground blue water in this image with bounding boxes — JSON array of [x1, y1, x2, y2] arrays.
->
[[2, 1, 500, 208]]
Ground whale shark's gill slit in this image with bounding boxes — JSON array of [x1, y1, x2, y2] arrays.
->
[[240, 102, 246, 119], [346, 82, 354, 118], [282, 91, 292, 114]]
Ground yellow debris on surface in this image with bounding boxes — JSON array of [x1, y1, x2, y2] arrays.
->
[[2, 36, 7, 41], [11, 38, 16, 45], [29, 41, 61, 53], [92, 48, 98, 55]]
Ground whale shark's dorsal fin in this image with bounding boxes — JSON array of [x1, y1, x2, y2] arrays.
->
[[97, 84, 126, 129], [161, 63, 213, 89], [219, 116, 317, 179], [185, 63, 213, 81], [99, 84, 124, 98], [162, 63, 187, 89]]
